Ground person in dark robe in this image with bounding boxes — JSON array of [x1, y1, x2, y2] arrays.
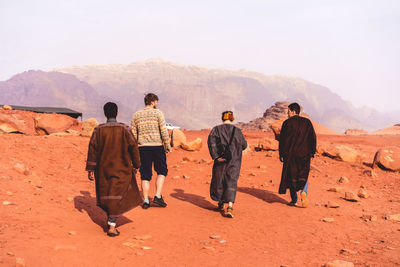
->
[[86, 102, 142, 237], [278, 102, 316, 208], [207, 111, 248, 218]]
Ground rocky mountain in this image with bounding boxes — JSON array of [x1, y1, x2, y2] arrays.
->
[[53, 59, 395, 132], [0, 70, 131, 123]]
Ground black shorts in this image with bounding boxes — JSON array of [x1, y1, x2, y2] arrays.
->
[[139, 146, 168, 181]]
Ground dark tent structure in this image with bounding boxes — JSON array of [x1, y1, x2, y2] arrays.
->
[[0, 105, 82, 119]]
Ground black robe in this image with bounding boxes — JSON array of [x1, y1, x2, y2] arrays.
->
[[278, 115, 316, 194], [207, 123, 247, 203]]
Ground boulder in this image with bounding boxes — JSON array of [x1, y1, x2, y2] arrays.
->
[[181, 138, 202, 151], [373, 146, 400, 172], [271, 119, 285, 140], [81, 118, 99, 137], [322, 145, 365, 163], [0, 112, 32, 134], [34, 113, 78, 135], [345, 129, 367, 135], [358, 188, 369, 199], [344, 191, 360, 202], [171, 129, 187, 147], [255, 137, 279, 151], [2, 105, 12, 110]]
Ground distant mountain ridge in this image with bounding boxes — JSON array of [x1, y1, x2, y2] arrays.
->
[[0, 59, 395, 131]]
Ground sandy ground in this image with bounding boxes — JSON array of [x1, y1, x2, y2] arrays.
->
[[1, 130, 400, 267]]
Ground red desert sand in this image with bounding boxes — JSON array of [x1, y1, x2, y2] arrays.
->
[[1, 130, 400, 266]]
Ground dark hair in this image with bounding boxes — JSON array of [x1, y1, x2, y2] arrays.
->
[[288, 102, 301, 115], [103, 102, 118, 119], [221, 111, 234, 122], [144, 93, 159, 105]]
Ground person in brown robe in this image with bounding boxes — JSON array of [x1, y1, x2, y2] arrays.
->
[[278, 102, 316, 208], [86, 102, 142, 237], [207, 111, 248, 218]]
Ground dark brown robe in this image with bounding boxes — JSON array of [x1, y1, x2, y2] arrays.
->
[[278, 115, 316, 194], [208, 123, 247, 203], [86, 120, 142, 217]]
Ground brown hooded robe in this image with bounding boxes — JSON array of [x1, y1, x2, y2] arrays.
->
[[278, 115, 316, 194], [86, 121, 142, 217]]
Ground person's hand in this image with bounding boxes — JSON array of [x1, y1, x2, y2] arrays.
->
[[279, 156, 284, 163], [88, 171, 95, 181], [217, 157, 227, 163]]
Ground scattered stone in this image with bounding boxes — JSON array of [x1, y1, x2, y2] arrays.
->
[[134, 234, 152, 240], [13, 163, 27, 175], [15, 257, 26, 267], [323, 145, 365, 163], [181, 138, 202, 151], [122, 242, 139, 248], [202, 246, 215, 251], [265, 151, 274, 157], [340, 248, 357, 255], [325, 260, 354, 267], [358, 188, 369, 199], [6, 191, 13, 196], [258, 165, 267, 169], [136, 251, 144, 256], [327, 186, 342, 193], [344, 191, 360, 202], [7, 252, 14, 256], [363, 169, 378, 178], [66, 197, 74, 202], [2, 201, 12, 205], [322, 217, 334, 223], [54, 245, 77, 251], [249, 172, 256, 176], [182, 156, 195, 162], [173, 175, 180, 179], [182, 175, 190, 179], [219, 240, 227, 244], [310, 164, 322, 173], [385, 214, 400, 222], [209, 235, 221, 239], [141, 246, 152, 250], [326, 201, 340, 208], [339, 176, 349, 184], [386, 246, 396, 250], [68, 231, 77, 236], [361, 214, 377, 222]]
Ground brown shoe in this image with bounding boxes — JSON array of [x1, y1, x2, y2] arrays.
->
[[226, 207, 234, 218]]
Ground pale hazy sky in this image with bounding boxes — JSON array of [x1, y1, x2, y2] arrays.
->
[[1, 0, 399, 112]]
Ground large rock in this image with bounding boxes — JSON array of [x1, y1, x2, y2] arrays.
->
[[255, 137, 279, 151], [171, 129, 187, 147], [0, 110, 36, 135], [271, 119, 285, 140], [81, 118, 99, 137], [181, 138, 202, 151], [322, 145, 365, 163], [345, 129, 367, 135], [34, 113, 79, 135], [373, 146, 400, 171], [326, 260, 354, 267]]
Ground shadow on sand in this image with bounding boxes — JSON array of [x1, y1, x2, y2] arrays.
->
[[170, 188, 217, 211], [238, 187, 288, 205], [74, 191, 132, 231]]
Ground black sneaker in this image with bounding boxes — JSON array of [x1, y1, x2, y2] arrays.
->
[[217, 202, 224, 211], [153, 196, 167, 207], [142, 201, 150, 209]]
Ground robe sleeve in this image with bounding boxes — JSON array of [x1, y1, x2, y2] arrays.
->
[[125, 126, 141, 169], [130, 115, 138, 141], [279, 120, 288, 160], [207, 127, 220, 160], [308, 120, 317, 156], [238, 129, 248, 151], [158, 110, 171, 153], [86, 126, 99, 171]]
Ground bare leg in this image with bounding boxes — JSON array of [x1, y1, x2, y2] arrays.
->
[[155, 175, 165, 197], [141, 180, 150, 200]]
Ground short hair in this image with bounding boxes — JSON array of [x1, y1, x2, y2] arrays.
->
[[288, 102, 301, 115], [144, 93, 159, 105], [103, 102, 118, 119], [221, 111, 234, 122]]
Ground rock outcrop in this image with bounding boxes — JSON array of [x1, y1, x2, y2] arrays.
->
[[370, 124, 400, 135], [170, 129, 202, 151], [373, 146, 400, 171], [34, 113, 79, 135], [345, 129, 367, 135], [81, 118, 99, 137]]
